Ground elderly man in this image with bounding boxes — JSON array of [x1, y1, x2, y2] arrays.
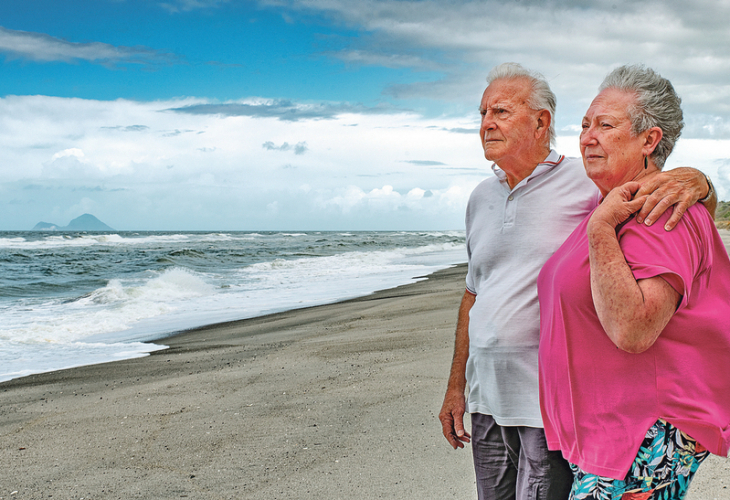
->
[[438, 63, 715, 500]]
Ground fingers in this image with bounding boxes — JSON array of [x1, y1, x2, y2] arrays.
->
[[634, 178, 660, 199], [636, 190, 690, 229], [453, 415, 471, 444], [636, 190, 670, 225], [635, 167, 705, 228], [439, 406, 470, 449], [622, 181, 642, 196], [662, 203, 687, 231]]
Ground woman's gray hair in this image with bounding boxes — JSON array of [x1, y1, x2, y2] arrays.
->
[[599, 64, 683, 169], [487, 63, 556, 147]]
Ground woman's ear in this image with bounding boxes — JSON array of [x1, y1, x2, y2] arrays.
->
[[643, 126, 663, 155]]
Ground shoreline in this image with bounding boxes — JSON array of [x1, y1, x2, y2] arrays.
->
[[1, 264, 477, 499], [1, 261, 727, 498]]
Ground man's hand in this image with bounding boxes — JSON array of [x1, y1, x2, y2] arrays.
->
[[635, 167, 714, 231], [439, 389, 471, 449]]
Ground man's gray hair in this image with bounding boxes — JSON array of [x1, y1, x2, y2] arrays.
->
[[487, 62, 556, 147], [599, 64, 683, 170]]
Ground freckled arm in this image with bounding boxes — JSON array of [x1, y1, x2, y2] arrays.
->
[[587, 183, 681, 354]]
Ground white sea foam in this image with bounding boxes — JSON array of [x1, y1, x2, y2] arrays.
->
[[1, 268, 215, 345], [0, 234, 466, 382], [0, 233, 190, 249], [0, 231, 305, 250], [0, 341, 166, 382]]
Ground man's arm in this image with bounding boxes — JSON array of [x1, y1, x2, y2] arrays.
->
[[635, 167, 716, 230], [438, 290, 475, 449]]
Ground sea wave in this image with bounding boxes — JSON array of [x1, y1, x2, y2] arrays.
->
[[0, 230, 466, 382]]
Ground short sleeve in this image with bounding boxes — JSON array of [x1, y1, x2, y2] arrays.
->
[[617, 207, 709, 310]]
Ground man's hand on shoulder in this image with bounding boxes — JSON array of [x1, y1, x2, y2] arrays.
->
[[635, 167, 716, 231]]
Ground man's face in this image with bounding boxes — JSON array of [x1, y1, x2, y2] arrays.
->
[[479, 78, 541, 164]]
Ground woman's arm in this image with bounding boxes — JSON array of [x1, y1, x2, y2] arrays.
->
[[588, 182, 681, 353]]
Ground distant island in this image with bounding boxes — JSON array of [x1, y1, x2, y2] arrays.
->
[[33, 214, 115, 231]]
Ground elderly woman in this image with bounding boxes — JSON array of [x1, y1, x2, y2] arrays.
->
[[537, 64, 730, 500]]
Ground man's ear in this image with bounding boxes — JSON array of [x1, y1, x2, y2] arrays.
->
[[535, 109, 551, 140]]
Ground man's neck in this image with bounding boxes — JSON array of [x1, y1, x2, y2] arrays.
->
[[498, 147, 552, 189]]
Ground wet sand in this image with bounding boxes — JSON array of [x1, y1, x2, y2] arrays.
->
[[1, 264, 476, 499]]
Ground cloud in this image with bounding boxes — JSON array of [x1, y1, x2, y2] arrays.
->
[[0, 26, 177, 66], [159, 0, 231, 13], [52, 148, 85, 161], [326, 49, 447, 71], [4, 90, 727, 231], [263, 0, 730, 135], [0, 93, 486, 229], [403, 160, 446, 166], [445, 127, 479, 134], [167, 98, 405, 121], [314, 184, 474, 223], [100, 125, 150, 132], [716, 160, 730, 199], [263, 141, 309, 155]]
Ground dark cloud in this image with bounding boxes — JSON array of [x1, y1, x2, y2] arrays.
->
[[162, 129, 195, 137], [101, 125, 150, 132], [262, 141, 309, 155], [168, 99, 403, 121], [0, 27, 178, 66], [159, 0, 231, 13]]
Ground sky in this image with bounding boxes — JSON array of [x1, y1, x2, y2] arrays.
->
[[1, 0, 730, 230]]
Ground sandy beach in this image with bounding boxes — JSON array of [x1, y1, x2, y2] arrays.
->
[[2, 258, 729, 499]]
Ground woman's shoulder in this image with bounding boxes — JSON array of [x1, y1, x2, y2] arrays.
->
[[621, 202, 714, 237]]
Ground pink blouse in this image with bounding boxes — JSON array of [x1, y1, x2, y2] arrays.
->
[[538, 204, 730, 479]]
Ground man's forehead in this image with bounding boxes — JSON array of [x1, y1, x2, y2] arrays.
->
[[481, 78, 531, 107]]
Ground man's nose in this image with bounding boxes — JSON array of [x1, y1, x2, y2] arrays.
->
[[481, 113, 497, 131]]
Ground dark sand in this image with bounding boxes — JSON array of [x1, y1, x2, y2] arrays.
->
[[2, 247, 729, 499]]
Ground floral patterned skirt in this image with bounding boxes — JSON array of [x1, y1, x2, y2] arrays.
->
[[569, 419, 709, 500]]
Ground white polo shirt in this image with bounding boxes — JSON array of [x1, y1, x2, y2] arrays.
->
[[465, 150, 599, 427]]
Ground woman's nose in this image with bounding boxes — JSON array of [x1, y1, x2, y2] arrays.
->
[[580, 126, 596, 146]]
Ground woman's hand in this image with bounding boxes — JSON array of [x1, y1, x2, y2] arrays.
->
[[590, 181, 648, 230]]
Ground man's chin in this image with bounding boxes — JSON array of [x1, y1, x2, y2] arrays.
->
[[483, 150, 501, 162]]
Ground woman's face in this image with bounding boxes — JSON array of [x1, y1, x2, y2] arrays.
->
[[580, 88, 651, 195]]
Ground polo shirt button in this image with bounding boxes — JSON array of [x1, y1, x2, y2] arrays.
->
[[508, 196, 514, 201]]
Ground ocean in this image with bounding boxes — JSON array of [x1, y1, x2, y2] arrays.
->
[[0, 230, 466, 383]]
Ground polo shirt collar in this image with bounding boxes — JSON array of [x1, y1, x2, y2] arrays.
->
[[491, 150, 565, 183]]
